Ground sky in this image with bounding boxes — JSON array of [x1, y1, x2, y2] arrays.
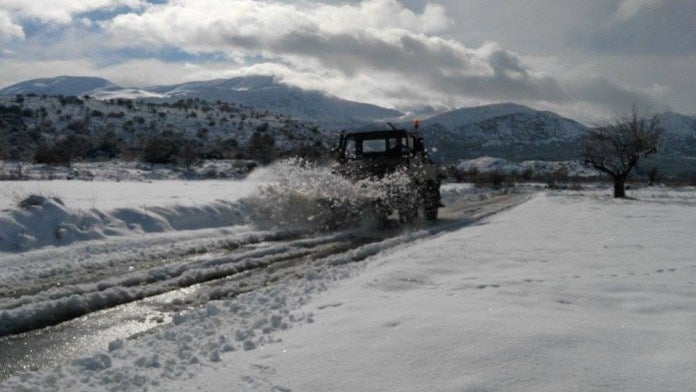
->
[[0, 0, 694, 122]]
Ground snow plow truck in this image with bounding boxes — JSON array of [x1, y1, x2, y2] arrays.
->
[[332, 123, 442, 223]]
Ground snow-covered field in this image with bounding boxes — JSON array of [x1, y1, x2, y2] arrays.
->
[[1, 175, 695, 391]]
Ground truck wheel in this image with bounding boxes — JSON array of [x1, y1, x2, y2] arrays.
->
[[424, 189, 439, 221], [425, 205, 438, 221]]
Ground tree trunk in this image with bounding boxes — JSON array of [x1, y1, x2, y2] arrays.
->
[[612, 175, 627, 198]]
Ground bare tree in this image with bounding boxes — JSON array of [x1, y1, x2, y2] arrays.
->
[[584, 107, 664, 198]]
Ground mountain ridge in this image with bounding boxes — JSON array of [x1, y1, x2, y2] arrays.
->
[[0, 75, 401, 124]]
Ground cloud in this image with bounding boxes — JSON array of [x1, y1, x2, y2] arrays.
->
[[586, 1, 696, 55], [0, 0, 146, 24], [0, 0, 676, 122], [103, 1, 577, 103], [615, 0, 664, 21], [0, 9, 23, 39]]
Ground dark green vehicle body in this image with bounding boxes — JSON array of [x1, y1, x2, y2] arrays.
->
[[333, 128, 442, 222]]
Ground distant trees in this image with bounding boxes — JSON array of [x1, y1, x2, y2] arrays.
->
[[583, 107, 664, 198], [34, 134, 93, 165]]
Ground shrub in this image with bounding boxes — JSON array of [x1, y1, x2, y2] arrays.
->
[[141, 134, 183, 164]]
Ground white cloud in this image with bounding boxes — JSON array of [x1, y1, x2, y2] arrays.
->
[[103, 0, 572, 102], [615, 0, 665, 21], [0, 0, 146, 24], [0, 9, 23, 39], [104, 0, 453, 51]]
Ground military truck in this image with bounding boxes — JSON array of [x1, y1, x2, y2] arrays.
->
[[332, 125, 442, 222]]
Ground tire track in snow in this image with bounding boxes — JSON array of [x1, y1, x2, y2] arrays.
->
[[0, 230, 359, 337], [0, 192, 531, 380]]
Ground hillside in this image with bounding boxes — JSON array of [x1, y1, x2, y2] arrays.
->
[[0, 94, 332, 165], [416, 103, 589, 162]]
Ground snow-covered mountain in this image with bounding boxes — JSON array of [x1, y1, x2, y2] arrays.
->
[[420, 103, 540, 129], [0, 76, 117, 97], [147, 76, 402, 123], [0, 75, 401, 124], [417, 103, 589, 162], [657, 112, 696, 155], [639, 111, 696, 176], [3, 76, 696, 176], [416, 104, 696, 177]]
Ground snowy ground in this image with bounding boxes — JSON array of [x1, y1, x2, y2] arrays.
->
[[1, 176, 695, 391]]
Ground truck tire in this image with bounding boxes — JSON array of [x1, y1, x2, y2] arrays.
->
[[424, 204, 438, 221], [423, 184, 440, 221]]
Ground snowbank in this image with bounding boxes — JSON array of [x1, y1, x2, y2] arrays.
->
[[0, 193, 250, 252]]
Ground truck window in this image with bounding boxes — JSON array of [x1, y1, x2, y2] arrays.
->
[[362, 139, 386, 153]]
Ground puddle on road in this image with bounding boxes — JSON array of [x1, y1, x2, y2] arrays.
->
[[0, 286, 198, 381]]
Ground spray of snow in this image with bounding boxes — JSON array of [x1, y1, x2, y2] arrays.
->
[[243, 158, 413, 230]]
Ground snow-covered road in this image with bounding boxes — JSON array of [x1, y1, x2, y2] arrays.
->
[[2, 178, 695, 391]]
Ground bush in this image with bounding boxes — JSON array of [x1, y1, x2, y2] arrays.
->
[[470, 169, 514, 189], [141, 135, 182, 164], [244, 132, 277, 164]]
